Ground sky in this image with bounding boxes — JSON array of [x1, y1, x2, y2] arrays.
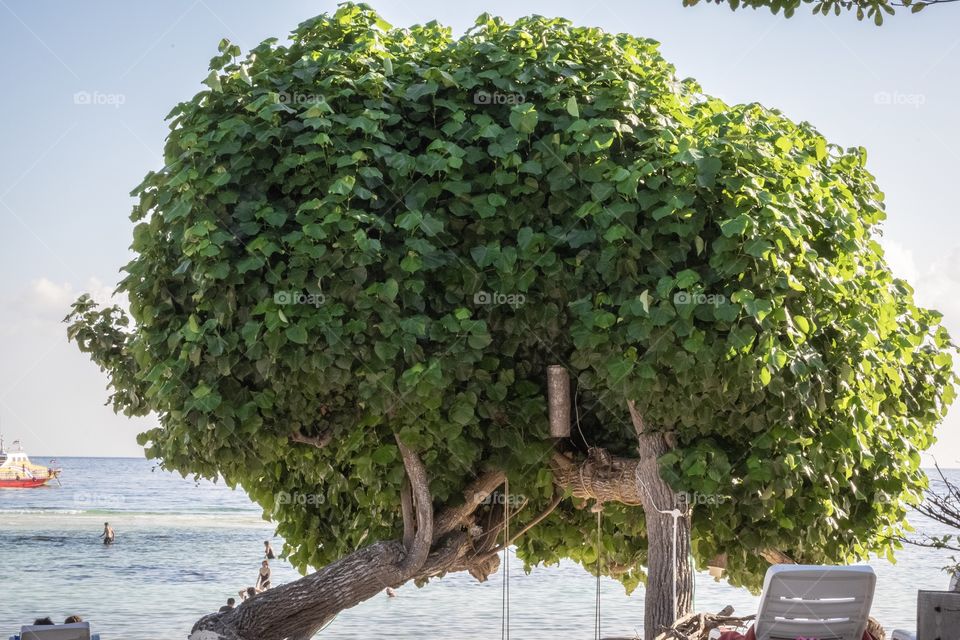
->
[[0, 0, 957, 462]]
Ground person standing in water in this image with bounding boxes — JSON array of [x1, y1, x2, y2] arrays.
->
[[256, 560, 271, 591], [100, 522, 115, 545], [263, 540, 275, 559]]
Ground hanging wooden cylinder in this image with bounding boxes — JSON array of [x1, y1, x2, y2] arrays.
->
[[547, 365, 571, 438], [707, 553, 728, 578]]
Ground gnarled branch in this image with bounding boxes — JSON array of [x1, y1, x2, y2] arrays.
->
[[395, 436, 433, 576], [400, 478, 415, 551]]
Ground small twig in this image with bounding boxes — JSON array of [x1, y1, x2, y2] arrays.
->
[[488, 492, 563, 554], [290, 429, 333, 448]]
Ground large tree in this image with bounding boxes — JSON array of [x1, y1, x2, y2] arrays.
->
[[67, 5, 956, 640]]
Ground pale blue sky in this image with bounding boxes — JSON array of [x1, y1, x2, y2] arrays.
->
[[0, 0, 957, 461]]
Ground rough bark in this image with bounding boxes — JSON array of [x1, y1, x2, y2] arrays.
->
[[547, 365, 572, 438], [627, 400, 694, 640], [191, 541, 407, 640], [394, 438, 432, 574], [191, 457, 507, 640]]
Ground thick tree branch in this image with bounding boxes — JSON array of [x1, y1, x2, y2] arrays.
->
[[552, 450, 644, 505], [433, 469, 507, 540], [553, 450, 795, 566], [759, 549, 795, 564], [627, 399, 647, 435], [395, 437, 433, 576], [400, 478, 415, 552]]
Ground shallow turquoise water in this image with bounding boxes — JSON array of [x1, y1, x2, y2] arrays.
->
[[0, 458, 955, 638]]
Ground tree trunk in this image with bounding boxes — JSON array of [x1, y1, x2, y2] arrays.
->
[[643, 515, 692, 638], [192, 541, 407, 640], [630, 402, 693, 640]]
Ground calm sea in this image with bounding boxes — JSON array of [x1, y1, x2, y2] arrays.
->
[[0, 457, 956, 639]]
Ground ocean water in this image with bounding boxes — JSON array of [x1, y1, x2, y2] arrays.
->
[[0, 457, 956, 639]]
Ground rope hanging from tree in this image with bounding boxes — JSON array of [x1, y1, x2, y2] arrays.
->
[[501, 477, 511, 640], [595, 506, 603, 640]]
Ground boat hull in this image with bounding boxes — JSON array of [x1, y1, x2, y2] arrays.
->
[[0, 476, 53, 488]]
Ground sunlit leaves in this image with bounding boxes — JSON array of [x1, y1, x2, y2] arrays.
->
[[682, 0, 942, 24]]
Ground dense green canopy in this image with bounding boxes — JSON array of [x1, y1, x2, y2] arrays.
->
[[68, 4, 955, 592]]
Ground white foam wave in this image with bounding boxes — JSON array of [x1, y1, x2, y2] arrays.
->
[[0, 508, 86, 514]]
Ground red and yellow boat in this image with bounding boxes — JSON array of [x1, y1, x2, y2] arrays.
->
[[0, 436, 61, 488]]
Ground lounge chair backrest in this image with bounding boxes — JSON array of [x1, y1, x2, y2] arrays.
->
[[755, 565, 876, 640], [19, 623, 91, 640]]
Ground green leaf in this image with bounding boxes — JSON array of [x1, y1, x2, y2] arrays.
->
[[165, 200, 192, 223], [419, 214, 444, 236], [382, 278, 399, 302], [203, 70, 222, 92], [719, 214, 750, 237], [404, 82, 438, 101], [285, 325, 309, 344], [329, 176, 356, 196], [450, 402, 474, 426], [566, 96, 580, 118], [396, 210, 423, 231], [695, 156, 722, 187], [509, 103, 539, 134], [759, 367, 771, 386]]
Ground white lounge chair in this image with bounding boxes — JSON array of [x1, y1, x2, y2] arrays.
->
[[17, 623, 93, 640], [755, 565, 876, 640]]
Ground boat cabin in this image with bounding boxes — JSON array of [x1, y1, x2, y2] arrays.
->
[[1, 451, 29, 468]]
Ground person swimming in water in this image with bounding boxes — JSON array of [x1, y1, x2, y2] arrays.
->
[[264, 540, 275, 559], [256, 560, 271, 591], [100, 522, 115, 545]]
